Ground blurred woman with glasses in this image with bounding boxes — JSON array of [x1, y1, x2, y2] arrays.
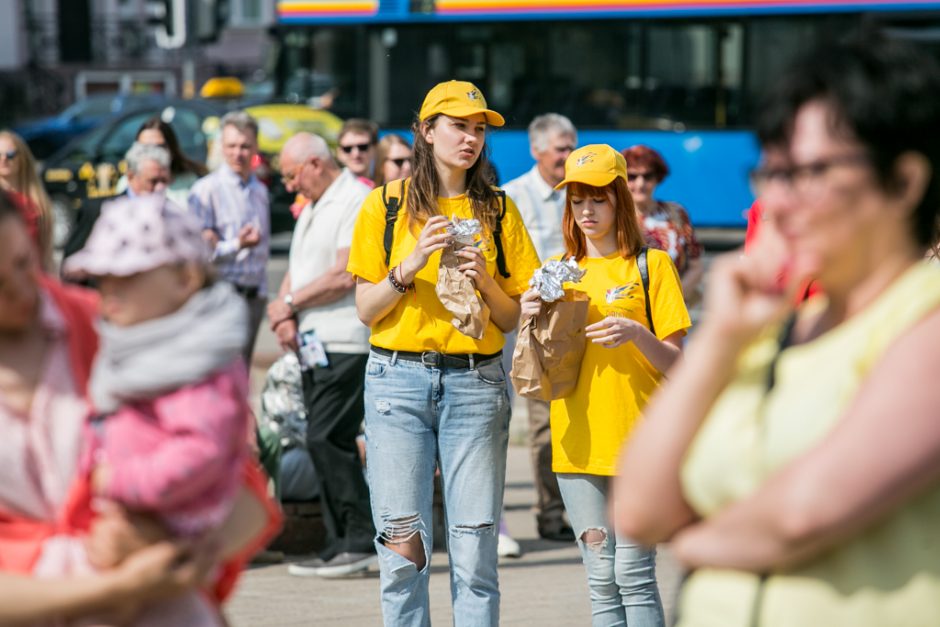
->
[[373, 134, 413, 187], [615, 35, 940, 626], [622, 145, 704, 305], [0, 130, 54, 267]]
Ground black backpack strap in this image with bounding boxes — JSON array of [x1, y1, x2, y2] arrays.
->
[[492, 190, 511, 279], [638, 247, 656, 336], [382, 180, 404, 267]]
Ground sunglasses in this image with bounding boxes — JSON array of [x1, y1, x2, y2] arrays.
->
[[340, 143, 372, 154], [0, 150, 18, 161], [389, 157, 412, 168], [627, 172, 656, 182]]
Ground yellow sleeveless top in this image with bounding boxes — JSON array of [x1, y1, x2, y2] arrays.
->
[[679, 261, 940, 627]]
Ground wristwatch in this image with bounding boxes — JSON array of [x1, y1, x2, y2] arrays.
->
[[283, 292, 298, 315]]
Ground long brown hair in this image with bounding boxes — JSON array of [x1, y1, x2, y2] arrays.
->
[[0, 130, 53, 264], [406, 115, 500, 233], [137, 117, 208, 177], [562, 178, 644, 261]]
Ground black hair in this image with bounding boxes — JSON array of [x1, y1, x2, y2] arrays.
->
[[757, 32, 940, 248]]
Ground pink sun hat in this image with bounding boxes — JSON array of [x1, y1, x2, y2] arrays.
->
[[63, 193, 209, 279]]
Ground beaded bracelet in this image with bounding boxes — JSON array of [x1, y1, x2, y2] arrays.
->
[[387, 266, 410, 293]]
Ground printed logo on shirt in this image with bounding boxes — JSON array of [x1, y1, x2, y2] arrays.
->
[[605, 282, 639, 304], [576, 153, 595, 167]]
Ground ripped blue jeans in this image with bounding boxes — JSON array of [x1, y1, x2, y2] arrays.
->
[[557, 473, 665, 627], [364, 350, 511, 627]]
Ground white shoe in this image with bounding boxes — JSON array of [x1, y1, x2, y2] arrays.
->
[[497, 533, 522, 558]]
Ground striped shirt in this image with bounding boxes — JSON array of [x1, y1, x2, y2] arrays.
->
[[188, 163, 270, 292]]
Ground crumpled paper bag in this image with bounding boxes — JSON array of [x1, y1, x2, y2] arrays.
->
[[436, 217, 491, 339], [510, 258, 589, 400]]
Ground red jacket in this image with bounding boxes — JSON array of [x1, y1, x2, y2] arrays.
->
[[0, 277, 281, 602]]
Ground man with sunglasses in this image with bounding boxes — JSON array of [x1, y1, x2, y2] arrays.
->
[[271, 132, 375, 578], [336, 118, 378, 188], [502, 113, 579, 545]]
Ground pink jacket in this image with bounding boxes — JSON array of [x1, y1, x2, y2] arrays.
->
[[95, 360, 251, 536]]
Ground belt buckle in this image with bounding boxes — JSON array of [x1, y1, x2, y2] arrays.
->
[[420, 351, 441, 367]]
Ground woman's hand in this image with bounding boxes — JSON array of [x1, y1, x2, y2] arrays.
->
[[519, 287, 542, 319], [585, 316, 646, 348], [85, 502, 169, 570], [399, 216, 452, 284], [456, 245, 497, 295], [115, 540, 216, 602]]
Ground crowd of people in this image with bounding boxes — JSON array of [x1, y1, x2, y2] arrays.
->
[[1, 32, 939, 627]]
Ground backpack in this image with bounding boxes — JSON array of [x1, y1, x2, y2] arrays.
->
[[638, 246, 656, 337], [380, 178, 511, 278]]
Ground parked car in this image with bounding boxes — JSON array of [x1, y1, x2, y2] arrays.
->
[[14, 92, 167, 161], [41, 99, 224, 246]]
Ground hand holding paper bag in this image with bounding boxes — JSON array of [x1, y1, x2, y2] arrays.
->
[[511, 259, 590, 400], [435, 217, 491, 339]]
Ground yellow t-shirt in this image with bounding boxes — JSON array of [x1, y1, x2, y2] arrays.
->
[[346, 183, 541, 354], [678, 261, 940, 627], [551, 249, 690, 476]]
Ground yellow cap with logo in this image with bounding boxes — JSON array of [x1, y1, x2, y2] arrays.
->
[[419, 80, 505, 127], [555, 144, 627, 190]]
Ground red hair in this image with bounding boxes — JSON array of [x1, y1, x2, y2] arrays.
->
[[562, 178, 644, 261], [621, 145, 669, 182]]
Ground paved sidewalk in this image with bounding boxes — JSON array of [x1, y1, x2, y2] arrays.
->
[[226, 444, 684, 626]]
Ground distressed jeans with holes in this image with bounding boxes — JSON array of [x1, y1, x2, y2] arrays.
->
[[557, 473, 665, 627], [364, 351, 511, 627]]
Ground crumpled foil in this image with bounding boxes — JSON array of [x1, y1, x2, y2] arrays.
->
[[447, 215, 482, 246], [259, 352, 308, 450], [529, 257, 586, 302]]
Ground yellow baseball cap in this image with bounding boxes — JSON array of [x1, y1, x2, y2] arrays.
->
[[555, 144, 628, 190], [418, 80, 505, 127]]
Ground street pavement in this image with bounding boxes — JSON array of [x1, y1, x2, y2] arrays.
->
[[226, 442, 685, 627]]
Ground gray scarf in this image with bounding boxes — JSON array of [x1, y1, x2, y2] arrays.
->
[[90, 281, 249, 413]]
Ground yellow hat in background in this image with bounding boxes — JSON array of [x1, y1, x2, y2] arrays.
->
[[555, 144, 627, 190], [419, 80, 505, 127]]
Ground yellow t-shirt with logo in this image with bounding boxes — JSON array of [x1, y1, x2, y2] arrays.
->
[[551, 249, 690, 475], [346, 183, 541, 354]]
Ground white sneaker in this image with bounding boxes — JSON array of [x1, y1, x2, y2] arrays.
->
[[497, 533, 522, 558]]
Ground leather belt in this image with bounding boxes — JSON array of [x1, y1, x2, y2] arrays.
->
[[371, 346, 501, 370], [232, 284, 260, 299]]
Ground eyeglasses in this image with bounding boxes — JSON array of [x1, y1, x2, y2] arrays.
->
[[627, 171, 656, 182], [340, 143, 372, 154], [0, 150, 18, 162], [389, 157, 412, 168], [750, 153, 871, 198], [280, 160, 309, 186]]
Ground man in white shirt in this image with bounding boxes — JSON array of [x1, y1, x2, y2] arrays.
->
[[269, 132, 375, 578], [503, 114, 578, 543]]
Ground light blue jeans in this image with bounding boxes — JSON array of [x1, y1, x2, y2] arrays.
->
[[557, 473, 665, 627], [364, 351, 511, 627]]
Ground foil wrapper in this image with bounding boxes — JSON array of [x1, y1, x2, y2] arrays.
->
[[448, 215, 482, 245], [530, 257, 586, 302]]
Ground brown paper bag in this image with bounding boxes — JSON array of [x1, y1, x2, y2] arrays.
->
[[436, 244, 491, 339], [510, 289, 590, 400]]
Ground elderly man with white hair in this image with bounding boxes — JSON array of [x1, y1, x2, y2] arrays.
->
[[62, 141, 172, 266], [269, 132, 376, 579]]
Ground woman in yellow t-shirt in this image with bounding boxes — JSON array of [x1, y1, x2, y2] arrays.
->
[[520, 144, 690, 627], [614, 38, 940, 627], [346, 81, 539, 627]]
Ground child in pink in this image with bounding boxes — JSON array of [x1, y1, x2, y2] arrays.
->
[[47, 194, 254, 626]]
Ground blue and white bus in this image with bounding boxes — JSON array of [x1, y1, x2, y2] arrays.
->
[[272, 0, 940, 226]]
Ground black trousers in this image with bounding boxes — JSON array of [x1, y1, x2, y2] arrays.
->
[[301, 352, 375, 557]]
